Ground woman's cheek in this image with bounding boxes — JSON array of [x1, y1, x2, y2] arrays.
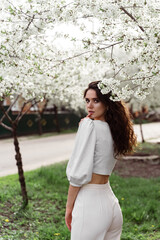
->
[[95, 103, 101, 110]]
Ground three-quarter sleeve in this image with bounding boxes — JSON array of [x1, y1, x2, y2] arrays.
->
[[66, 118, 96, 187]]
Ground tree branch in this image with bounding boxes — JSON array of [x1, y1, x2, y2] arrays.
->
[[0, 121, 13, 132], [15, 99, 40, 124], [39, 97, 49, 114], [17, 15, 35, 44], [120, 6, 145, 33], [97, 41, 123, 51], [0, 103, 13, 124], [60, 1, 76, 10], [0, 95, 19, 123], [51, 41, 123, 68], [52, 50, 91, 68], [25, 15, 35, 31], [128, 74, 156, 81], [113, 65, 125, 78], [111, 45, 114, 61], [14, 100, 31, 124]]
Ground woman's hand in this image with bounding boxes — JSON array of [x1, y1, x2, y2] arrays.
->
[[79, 113, 92, 125], [65, 185, 80, 232], [65, 207, 73, 232]]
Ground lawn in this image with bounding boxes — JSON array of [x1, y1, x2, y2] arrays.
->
[[0, 161, 160, 240], [135, 142, 160, 156]]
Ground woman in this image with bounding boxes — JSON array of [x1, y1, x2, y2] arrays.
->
[[65, 81, 137, 240]]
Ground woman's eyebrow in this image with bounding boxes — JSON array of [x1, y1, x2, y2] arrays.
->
[[85, 97, 99, 100]]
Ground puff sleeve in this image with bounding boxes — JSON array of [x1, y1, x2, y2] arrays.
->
[[66, 118, 96, 187]]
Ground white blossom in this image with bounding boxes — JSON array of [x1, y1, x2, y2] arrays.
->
[[0, 0, 160, 111]]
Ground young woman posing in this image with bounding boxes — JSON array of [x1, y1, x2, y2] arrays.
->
[[65, 81, 137, 240]]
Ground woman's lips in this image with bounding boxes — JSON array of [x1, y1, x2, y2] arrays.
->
[[89, 111, 94, 114]]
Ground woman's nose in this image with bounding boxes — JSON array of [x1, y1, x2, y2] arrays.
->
[[88, 101, 93, 108]]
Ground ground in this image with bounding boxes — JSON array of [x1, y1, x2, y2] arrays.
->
[[114, 154, 160, 178]]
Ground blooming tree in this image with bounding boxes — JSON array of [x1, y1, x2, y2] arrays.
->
[[0, 0, 160, 205], [128, 81, 160, 142], [129, 82, 160, 112], [0, 0, 160, 103], [57, 0, 160, 102]]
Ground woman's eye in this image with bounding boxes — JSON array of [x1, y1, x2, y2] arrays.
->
[[85, 99, 99, 103]]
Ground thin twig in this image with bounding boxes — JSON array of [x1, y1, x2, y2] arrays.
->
[[97, 41, 123, 51], [52, 41, 123, 68], [120, 6, 145, 33], [111, 45, 114, 61], [127, 74, 156, 81], [52, 50, 91, 68], [114, 65, 125, 78], [25, 14, 35, 31], [7, 0, 35, 19], [131, 85, 141, 90], [60, 1, 76, 10]]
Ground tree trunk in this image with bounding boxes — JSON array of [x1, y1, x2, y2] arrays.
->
[[37, 113, 43, 135], [139, 118, 145, 143], [12, 124, 28, 207], [54, 105, 60, 133]]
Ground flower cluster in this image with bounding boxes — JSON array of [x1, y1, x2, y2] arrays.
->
[[0, 0, 159, 111]]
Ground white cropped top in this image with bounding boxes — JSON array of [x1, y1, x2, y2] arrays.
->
[[66, 118, 116, 187]]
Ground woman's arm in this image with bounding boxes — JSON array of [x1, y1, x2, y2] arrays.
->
[[65, 114, 94, 231], [65, 185, 81, 231]]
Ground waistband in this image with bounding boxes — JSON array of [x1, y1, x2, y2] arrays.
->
[[82, 181, 111, 190]]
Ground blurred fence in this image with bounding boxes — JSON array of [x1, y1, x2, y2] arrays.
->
[[0, 107, 81, 138]]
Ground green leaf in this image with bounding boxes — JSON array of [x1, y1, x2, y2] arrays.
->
[[8, 6, 16, 16]]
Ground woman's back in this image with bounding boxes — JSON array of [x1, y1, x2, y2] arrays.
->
[[93, 119, 116, 176]]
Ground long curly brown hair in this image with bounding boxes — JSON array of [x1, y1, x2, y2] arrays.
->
[[84, 81, 137, 157]]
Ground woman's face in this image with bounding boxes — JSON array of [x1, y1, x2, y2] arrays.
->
[[85, 89, 107, 121]]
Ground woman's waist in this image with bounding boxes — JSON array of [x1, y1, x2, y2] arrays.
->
[[88, 173, 109, 184]]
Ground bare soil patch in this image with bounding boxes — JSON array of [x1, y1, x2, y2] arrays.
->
[[114, 154, 160, 178]]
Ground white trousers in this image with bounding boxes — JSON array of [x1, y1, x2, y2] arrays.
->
[[71, 182, 123, 240]]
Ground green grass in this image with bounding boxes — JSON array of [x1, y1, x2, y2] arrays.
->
[[0, 162, 160, 240], [135, 142, 160, 156], [133, 119, 153, 125]]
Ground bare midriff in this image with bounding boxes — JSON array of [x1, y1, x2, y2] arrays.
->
[[89, 173, 109, 184]]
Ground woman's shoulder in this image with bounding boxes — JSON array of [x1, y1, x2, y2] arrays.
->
[[76, 118, 96, 140], [79, 118, 110, 134], [80, 118, 109, 127], [93, 120, 109, 126], [79, 117, 94, 129], [93, 120, 110, 131]]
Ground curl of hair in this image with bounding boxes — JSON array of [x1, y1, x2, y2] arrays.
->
[[84, 81, 137, 157]]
